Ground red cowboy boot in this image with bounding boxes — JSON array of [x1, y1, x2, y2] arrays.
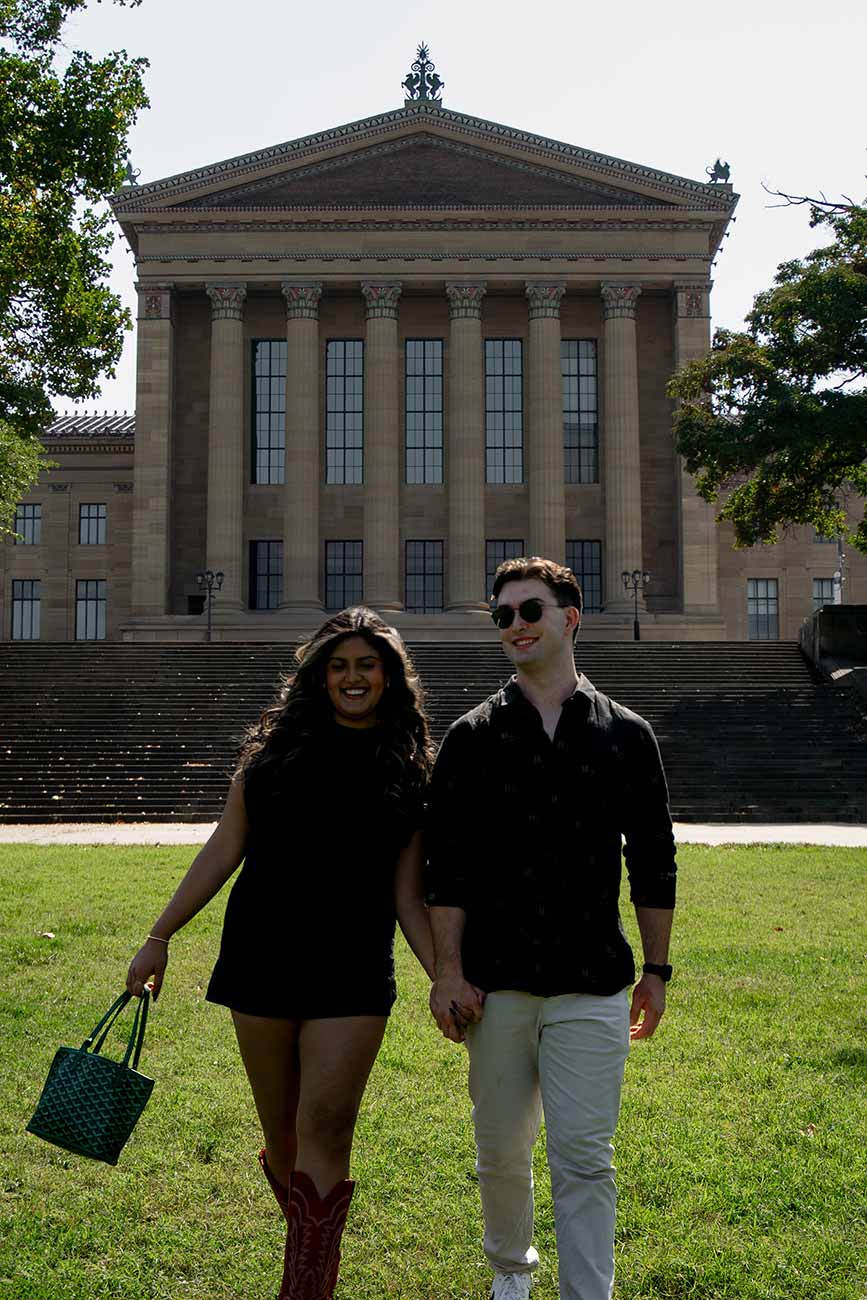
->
[[259, 1149, 290, 1222], [278, 1170, 355, 1300]]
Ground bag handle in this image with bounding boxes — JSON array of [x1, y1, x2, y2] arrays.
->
[[82, 990, 150, 1071], [82, 992, 131, 1051], [124, 990, 149, 1071]]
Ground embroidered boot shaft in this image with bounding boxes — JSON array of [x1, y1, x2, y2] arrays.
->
[[278, 1169, 355, 1300]]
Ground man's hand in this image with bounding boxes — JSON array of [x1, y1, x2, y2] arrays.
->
[[430, 975, 485, 1043], [629, 973, 666, 1040]]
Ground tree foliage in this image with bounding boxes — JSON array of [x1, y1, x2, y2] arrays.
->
[[0, 0, 147, 521], [669, 195, 867, 553], [0, 419, 53, 535]]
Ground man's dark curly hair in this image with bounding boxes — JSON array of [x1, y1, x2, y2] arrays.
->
[[236, 607, 434, 812], [491, 555, 584, 615]]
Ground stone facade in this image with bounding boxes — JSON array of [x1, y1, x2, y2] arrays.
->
[[2, 102, 864, 641]]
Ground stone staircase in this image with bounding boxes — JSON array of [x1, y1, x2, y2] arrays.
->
[[0, 642, 865, 823]]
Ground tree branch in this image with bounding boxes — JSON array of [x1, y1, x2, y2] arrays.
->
[[761, 179, 862, 213]]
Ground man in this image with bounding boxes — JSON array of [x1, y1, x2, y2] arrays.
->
[[426, 556, 676, 1300]]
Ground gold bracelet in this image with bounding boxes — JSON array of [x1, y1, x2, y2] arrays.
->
[[147, 934, 169, 945]]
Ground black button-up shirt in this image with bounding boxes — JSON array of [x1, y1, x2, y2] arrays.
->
[[425, 675, 677, 997]]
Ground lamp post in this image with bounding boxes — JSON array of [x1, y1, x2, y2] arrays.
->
[[833, 536, 847, 604], [195, 569, 224, 642], [621, 568, 650, 641]]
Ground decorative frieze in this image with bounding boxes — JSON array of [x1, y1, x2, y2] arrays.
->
[[136, 283, 173, 321], [282, 281, 323, 320], [49, 483, 70, 493], [206, 283, 247, 321], [674, 280, 712, 319], [445, 281, 487, 319], [361, 281, 402, 319], [137, 219, 710, 235], [138, 248, 702, 265], [113, 482, 134, 493], [601, 282, 642, 320], [525, 281, 566, 319]]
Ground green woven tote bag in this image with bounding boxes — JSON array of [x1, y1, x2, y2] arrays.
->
[[27, 990, 155, 1166]]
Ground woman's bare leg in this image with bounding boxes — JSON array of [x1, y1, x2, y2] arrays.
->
[[295, 1015, 387, 1196], [232, 1011, 302, 1188]]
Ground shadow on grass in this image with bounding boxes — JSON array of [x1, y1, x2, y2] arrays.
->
[[829, 1046, 867, 1076]]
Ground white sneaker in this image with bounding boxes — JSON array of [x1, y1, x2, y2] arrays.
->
[[490, 1273, 533, 1300]]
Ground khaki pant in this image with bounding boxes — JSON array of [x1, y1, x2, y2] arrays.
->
[[465, 989, 630, 1300]]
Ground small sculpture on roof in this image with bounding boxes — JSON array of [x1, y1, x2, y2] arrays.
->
[[403, 43, 444, 104], [123, 160, 141, 186], [706, 158, 731, 184]]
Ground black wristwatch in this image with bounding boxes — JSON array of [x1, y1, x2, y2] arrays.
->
[[642, 962, 673, 982]]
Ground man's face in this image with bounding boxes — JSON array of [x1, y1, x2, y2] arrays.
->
[[494, 577, 579, 671]]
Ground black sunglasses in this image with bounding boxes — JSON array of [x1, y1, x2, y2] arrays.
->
[[490, 598, 567, 629]]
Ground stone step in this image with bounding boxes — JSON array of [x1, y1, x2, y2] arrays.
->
[[1, 641, 864, 824]]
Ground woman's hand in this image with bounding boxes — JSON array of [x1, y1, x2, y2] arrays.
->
[[126, 938, 169, 1001], [429, 975, 485, 1043]]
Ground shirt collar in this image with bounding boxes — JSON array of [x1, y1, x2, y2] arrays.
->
[[501, 673, 596, 717]]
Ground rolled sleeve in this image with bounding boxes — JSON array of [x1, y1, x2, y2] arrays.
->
[[425, 721, 477, 911], [621, 720, 677, 909]]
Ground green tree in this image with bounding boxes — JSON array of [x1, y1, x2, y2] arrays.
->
[[0, 0, 147, 534], [668, 191, 867, 554]]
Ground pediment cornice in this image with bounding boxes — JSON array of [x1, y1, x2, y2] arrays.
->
[[112, 103, 737, 215]]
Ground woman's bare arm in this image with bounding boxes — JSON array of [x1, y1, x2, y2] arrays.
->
[[126, 777, 248, 998], [394, 831, 436, 981]]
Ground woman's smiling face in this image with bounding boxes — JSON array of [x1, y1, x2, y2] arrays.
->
[[325, 635, 386, 728]]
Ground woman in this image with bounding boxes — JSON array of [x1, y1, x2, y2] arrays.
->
[[126, 607, 436, 1299]]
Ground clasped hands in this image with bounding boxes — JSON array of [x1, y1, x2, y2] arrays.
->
[[429, 974, 485, 1043]]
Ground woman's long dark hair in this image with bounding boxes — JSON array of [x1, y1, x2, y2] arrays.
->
[[236, 607, 434, 812]]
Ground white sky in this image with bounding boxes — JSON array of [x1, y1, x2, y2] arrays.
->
[[56, 0, 866, 414]]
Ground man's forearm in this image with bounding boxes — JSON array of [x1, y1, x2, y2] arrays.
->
[[634, 906, 674, 964], [429, 905, 467, 976]]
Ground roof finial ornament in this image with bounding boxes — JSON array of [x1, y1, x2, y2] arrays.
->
[[123, 160, 141, 186], [402, 43, 444, 105], [706, 158, 731, 184]]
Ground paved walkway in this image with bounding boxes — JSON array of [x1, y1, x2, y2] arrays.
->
[[1, 822, 866, 846]]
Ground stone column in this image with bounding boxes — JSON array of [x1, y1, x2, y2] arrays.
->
[[446, 281, 487, 608], [526, 281, 567, 562], [131, 283, 174, 618], [601, 282, 644, 612], [205, 282, 246, 612], [673, 280, 720, 615], [361, 281, 402, 610], [281, 281, 323, 609]]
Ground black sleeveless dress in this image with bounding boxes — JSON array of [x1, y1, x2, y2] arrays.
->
[[206, 723, 419, 1019]]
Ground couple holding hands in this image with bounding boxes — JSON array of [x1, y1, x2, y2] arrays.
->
[[127, 556, 676, 1300]]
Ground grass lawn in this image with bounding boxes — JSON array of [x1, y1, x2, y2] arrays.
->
[[1, 842, 866, 1300]]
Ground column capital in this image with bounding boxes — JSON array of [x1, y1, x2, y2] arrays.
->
[[135, 282, 173, 322], [446, 281, 487, 319], [673, 280, 713, 319], [361, 281, 402, 319], [206, 282, 247, 321], [601, 282, 642, 320], [525, 281, 566, 319], [282, 280, 323, 320]]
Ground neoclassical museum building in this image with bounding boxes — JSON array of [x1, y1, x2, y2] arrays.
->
[[2, 62, 863, 642]]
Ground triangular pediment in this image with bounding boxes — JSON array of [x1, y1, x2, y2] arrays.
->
[[113, 103, 737, 218], [175, 135, 663, 210]]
